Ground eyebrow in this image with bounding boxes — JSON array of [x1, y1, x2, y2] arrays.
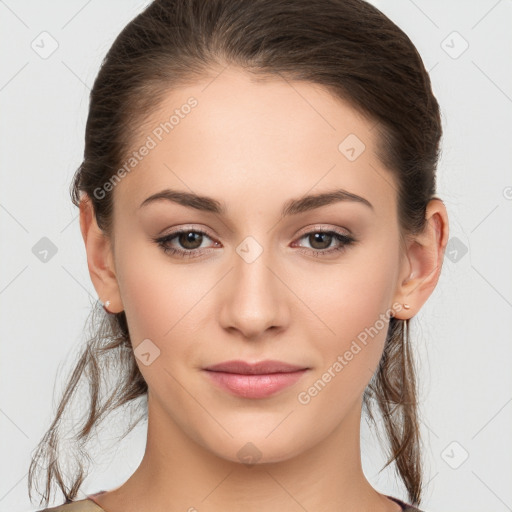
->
[[139, 187, 374, 216]]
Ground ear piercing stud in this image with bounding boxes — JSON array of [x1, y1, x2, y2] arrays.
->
[[390, 303, 411, 318]]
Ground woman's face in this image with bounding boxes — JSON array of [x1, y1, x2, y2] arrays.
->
[[108, 67, 408, 463]]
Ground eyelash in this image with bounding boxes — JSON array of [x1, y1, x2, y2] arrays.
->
[[154, 226, 356, 259]]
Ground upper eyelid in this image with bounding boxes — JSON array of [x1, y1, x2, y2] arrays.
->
[[295, 224, 351, 237]]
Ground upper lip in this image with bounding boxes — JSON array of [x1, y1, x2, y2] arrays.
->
[[204, 359, 308, 374]]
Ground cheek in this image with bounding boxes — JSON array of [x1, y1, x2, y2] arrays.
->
[[114, 248, 208, 410], [295, 296, 391, 426], [115, 234, 196, 336], [296, 244, 398, 401], [303, 243, 397, 340], [114, 240, 219, 378]]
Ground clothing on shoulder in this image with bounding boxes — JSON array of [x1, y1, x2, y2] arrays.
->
[[36, 499, 104, 512]]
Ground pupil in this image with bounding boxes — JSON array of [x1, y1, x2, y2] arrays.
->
[[181, 232, 202, 249], [311, 232, 331, 249]]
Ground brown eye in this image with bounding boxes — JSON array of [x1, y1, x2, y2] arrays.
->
[[308, 232, 334, 250], [293, 229, 356, 258], [178, 231, 204, 250], [154, 228, 217, 258]]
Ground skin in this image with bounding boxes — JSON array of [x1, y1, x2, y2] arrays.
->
[[80, 66, 449, 512]]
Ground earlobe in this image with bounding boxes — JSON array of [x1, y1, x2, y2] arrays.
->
[[79, 194, 123, 313], [392, 198, 449, 320]]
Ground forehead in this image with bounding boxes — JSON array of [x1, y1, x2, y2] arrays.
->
[[113, 67, 396, 218]]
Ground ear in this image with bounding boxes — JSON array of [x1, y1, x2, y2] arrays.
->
[[392, 198, 449, 320], [79, 194, 123, 313]]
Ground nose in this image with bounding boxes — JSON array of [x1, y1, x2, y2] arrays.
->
[[219, 244, 290, 341]]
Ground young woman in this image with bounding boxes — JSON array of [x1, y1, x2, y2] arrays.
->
[[29, 0, 449, 510]]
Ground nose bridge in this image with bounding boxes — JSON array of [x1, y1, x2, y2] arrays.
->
[[220, 233, 287, 339]]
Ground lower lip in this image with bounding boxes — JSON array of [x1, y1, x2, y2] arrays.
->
[[204, 370, 308, 399]]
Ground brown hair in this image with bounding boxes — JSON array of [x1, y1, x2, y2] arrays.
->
[[28, 0, 442, 507]]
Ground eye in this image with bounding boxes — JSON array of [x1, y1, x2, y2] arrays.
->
[[292, 227, 356, 257], [154, 228, 219, 258]]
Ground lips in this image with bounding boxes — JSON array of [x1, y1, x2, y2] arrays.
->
[[203, 359, 309, 399], [204, 359, 307, 374]]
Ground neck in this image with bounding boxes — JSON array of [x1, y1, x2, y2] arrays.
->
[[96, 394, 400, 512]]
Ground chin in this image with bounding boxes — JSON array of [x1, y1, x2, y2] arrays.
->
[[197, 425, 314, 467]]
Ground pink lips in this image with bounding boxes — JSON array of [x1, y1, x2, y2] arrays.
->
[[203, 360, 309, 399]]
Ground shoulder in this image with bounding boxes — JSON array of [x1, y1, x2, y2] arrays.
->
[[35, 499, 105, 512]]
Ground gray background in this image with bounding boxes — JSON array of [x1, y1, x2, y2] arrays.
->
[[1, 1, 511, 511]]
